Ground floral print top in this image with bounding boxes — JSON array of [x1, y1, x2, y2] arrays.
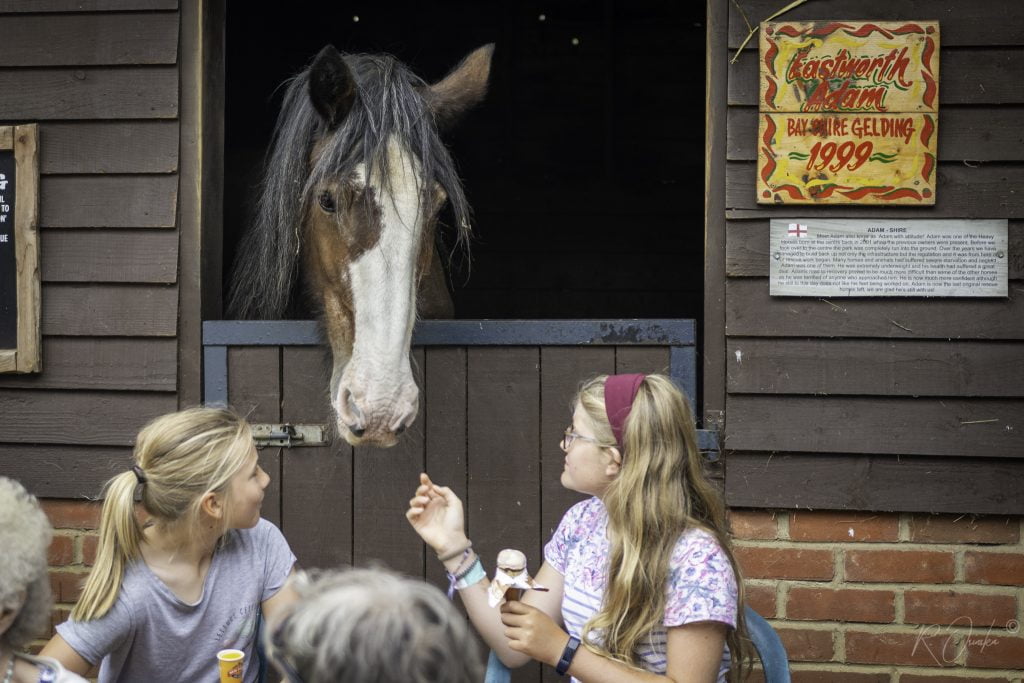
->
[[544, 497, 737, 682]]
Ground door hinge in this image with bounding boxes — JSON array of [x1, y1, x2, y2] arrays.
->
[[251, 423, 328, 448]]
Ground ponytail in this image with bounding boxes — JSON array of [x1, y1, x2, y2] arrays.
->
[[71, 471, 144, 621]]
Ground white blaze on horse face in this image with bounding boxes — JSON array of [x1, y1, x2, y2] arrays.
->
[[333, 137, 422, 444]]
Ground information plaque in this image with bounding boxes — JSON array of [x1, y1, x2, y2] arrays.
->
[[769, 219, 1008, 297]]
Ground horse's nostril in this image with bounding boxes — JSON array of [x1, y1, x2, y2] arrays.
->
[[349, 425, 365, 437], [394, 425, 406, 436]]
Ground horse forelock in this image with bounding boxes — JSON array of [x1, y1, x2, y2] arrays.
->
[[228, 51, 473, 320]]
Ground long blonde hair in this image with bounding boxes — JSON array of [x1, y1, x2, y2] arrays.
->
[[577, 374, 749, 679], [72, 407, 255, 621]]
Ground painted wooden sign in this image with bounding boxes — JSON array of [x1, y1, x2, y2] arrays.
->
[[0, 124, 40, 373], [757, 21, 939, 205]]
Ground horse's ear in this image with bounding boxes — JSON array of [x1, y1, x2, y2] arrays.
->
[[425, 43, 494, 131], [308, 44, 356, 129]]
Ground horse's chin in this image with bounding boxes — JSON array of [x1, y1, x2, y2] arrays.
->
[[337, 424, 401, 449]]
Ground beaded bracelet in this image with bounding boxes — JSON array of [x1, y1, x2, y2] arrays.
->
[[449, 557, 485, 598]]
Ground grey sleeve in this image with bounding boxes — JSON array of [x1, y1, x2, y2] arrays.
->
[[55, 598, 133, 667], [258, 519, 297, 602]]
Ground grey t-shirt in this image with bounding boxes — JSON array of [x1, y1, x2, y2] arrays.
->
[[57, 518, 295, 683]]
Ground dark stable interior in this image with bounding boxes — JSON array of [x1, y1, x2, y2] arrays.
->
[[224, 1, 705, 320]]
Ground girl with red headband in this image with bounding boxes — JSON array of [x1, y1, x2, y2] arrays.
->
[[406, 373, 748, 682]]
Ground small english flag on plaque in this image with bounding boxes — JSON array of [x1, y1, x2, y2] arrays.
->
[[787, 223, 808, 238]]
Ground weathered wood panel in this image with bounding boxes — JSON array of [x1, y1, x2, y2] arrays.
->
[[280, 346, 352, 569], [424, 347, 468, 590], [539, 347, 611, 547], [728, 1, 1024, 49], [728, 106, 1024, 163], [0, 67, 177, 119], [42, 284, 177, 336], [41, 121, 179, 174], [0, 389, 175, 445], [0, 0, 177, 11], [467, 347, 543, 683], [353, 348, 426, 577], [726, 278, 1024, 339], [725, 162, 1024, 219], [0, 446, 129, 499], [0, 338, 176, 391], [41, 176, 178, 228], [726, 338, 1024, 397], [725, 395, 1023, 457], [729, 49, 1024, 106], [726, 220, 1024, 280], [726, 453, 1024, 515], [0, 13, 178, 66], [41, 230, 177, 283], [228, 347, 281, 528]]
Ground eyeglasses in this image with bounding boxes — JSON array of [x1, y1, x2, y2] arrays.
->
[[561, 426, 611, 452]]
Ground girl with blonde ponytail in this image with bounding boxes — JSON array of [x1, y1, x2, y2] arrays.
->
[[41, 407, 298, 683], [407, 374, 748, 682]]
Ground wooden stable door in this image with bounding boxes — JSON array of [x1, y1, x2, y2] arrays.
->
[[206, 320, 698, 683]]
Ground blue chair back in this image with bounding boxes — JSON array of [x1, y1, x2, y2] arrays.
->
[[483, 650, 511, 683], [744, 605, 791, 683]]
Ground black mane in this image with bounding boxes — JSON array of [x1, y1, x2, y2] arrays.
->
[[228, 52, 472, 320]]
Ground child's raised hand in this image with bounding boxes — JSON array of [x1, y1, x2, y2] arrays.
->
[[405, 473, 468, 556]]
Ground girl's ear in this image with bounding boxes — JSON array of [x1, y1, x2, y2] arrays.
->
[[201, 491, 224, 520], [605, 447, 623, 477]]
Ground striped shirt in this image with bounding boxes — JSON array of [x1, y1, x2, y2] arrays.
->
[[544, 497, 736, 682]]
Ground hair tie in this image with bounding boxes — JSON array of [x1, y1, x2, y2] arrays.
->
[[131, 465, 148, 485], [604, 373, 646, 452]]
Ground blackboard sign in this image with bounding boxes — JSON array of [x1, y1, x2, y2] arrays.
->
[[0, 149, 17, 349], [0, 124, 39, 374]]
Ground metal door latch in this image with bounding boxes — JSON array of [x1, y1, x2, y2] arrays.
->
[[251, 423, 328, 448]]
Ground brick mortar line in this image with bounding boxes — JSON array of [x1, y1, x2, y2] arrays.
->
[[766, 621, 1021, 636], [765, 580, 1022, 594], [895, 665, 1024, 679], [777, 510, 790, 540], [733, 539, 1023, 551], [899, 513, 911, 542]]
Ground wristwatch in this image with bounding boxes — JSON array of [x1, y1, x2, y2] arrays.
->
[[555, 635, 581, 675]]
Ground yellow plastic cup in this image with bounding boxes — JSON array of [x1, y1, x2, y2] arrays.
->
[[217, 649, 245, 682]]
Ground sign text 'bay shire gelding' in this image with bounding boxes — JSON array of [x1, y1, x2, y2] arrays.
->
[[229, 44, 493, 447]]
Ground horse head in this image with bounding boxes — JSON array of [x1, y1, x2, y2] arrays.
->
[[230, 44, 492, 447]]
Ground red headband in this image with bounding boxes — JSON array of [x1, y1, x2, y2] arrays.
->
[[604, 373, 646, 451]]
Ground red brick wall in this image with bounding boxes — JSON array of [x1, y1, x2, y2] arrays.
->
[[731, 509, 1024, 682], [39, 501, 1024, 682], [40, 500, 100, 647]]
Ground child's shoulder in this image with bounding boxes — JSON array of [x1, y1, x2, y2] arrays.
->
[[561, 496, 606, 530], [673, 526, 728, 561]]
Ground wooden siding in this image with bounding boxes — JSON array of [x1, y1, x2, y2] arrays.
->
[[718, 0, 1024, 513], [0, 3, 180, 494]]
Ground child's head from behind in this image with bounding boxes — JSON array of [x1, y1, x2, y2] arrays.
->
[[265, 567, 484, 683], [134, 406, 258, 529]]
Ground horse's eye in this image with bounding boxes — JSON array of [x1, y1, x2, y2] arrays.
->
[[317, 191, 337, 213]]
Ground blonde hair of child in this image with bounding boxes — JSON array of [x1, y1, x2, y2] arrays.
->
[[71, 406, 255, 621], [576, 374, 750, 680]]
